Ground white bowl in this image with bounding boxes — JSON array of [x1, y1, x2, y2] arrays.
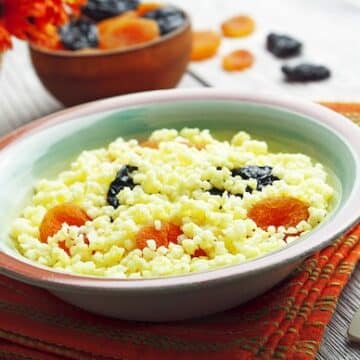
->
[[0, 89, 359, 321]]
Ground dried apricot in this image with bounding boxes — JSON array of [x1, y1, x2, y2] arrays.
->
[[248, 197, 309, 229], [137, 3, 161, 16], [136, 222, 183, 250], [167, 223, 183, 244], [222, 50, 254, 72], [140, 140, 159, 148], [193, 248, 207, 257], [222, 15, 255, 38], [39, 203, 90, 243], [191, 31, 221, 61], [98, 15, 160, 50]]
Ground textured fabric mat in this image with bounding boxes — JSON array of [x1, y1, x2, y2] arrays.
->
[[0, 103, 359, 360]]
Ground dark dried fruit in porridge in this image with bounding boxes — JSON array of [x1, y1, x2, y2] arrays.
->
[[107, 165, 138, 208], [266, 33, 302, 58], [82, 0, 140, 21], [231, 165, 279, 191], [143, 6, 185, 35], [208, 187, 225, 196], [59, 19, 99, 50], [282, 64, 331, 82]]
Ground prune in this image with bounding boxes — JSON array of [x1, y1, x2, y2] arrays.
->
[[82, 0, 140, 21], [208, 187, 225, 196], [143, 6, 185, 35], [231, 165, 279, 191], [266, 33, 302, 58], [59, 19, 99, 50], [208, 185, 252, 198], [107, 165, 138, 208], [222, 49, 254, 72], [282, 64, 331, 82]]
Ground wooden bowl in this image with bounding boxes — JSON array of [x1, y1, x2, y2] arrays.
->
[[29, 12, 192, 106]]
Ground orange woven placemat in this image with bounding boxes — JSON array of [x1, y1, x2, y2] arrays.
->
[[0, 103, 359, 360]]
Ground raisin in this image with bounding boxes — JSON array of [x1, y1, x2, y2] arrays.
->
[[191, 31, 221, 61], [248, 197, 309, 229], [231, 165, 279, 191], [143, 6, 185, 35], [222, 15, 255, 38], [266, 33, 302, 58], [107, 165, 138, 208], [59, 19, 99, 51], [98, 16, 160, 49], [222, 49, 254, 72], [82, 0, 140, 21], [282, 63, 331, 82]]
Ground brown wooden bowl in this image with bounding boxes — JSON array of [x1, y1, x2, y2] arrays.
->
[[29, 12, 192, 107]]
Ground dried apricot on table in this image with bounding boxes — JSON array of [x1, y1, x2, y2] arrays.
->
[[248, 197, 309, 229], [39, 203, 90, 243], [222, 50, 254, 72], [191, 31, 221, 61], [221, 15, 255, 38], [136, 222, 183, 250], [98, 16, 160, 50], [137, 3, 162, 16]]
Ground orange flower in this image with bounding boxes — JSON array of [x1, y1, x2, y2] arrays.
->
[[0, 0, 86, 50], [0, 23, 11, 51]]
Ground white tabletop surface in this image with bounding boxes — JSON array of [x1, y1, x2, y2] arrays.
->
[[0, 1, 359, 359]]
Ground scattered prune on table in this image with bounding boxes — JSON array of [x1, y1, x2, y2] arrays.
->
[[266, 33, 302, 58], [143, 6, 185, 35], [191, 31, 221, 61], [222, 49, 254, 72], [222, 15, 255, 38], [82, 0, 140, 21], [59, 19, 99, 50], [282, 64, 331, 82], [231, 165, 279, 191], [248, 197, 309, 229], [107, 165, 138, 208]]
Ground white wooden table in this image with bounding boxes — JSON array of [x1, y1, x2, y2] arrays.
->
[[1, 0, 360, 357]]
